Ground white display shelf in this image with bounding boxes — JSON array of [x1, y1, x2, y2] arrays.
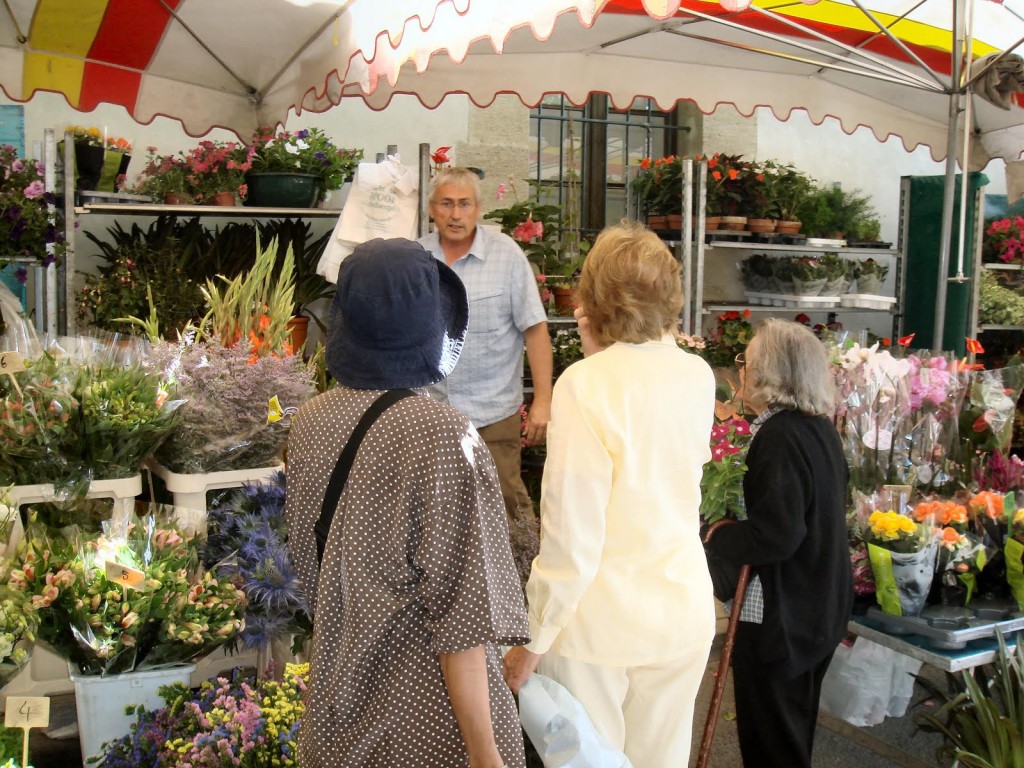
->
[[147, 461, 284, 520], [75, 203, 343, 218]]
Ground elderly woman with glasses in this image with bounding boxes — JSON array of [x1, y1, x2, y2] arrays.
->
[[705, 317, 852, 768], [503, 220, 717, 768]]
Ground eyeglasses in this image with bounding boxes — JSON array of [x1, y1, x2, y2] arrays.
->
[[735, 352, 746, 369], [432, 199, 476, 212]]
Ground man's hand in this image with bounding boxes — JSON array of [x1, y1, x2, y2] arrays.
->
[[503, 646, 542, 695], [524, 399, 549, 446]]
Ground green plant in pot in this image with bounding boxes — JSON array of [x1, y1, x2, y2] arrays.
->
[[855, 257, 889, 294], [484, 180, 563, 275], [132, 148, 194, 204], [258, 220, 335, 353], [771, 163, 815, 232], [739, 252, 777, 292], [244, 127, 362, 207], [802, 184, 877, 240], [790, 257, 830, 296], [744, 161, 778, 222]]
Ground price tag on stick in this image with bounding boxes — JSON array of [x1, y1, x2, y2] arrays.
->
[[105, 561, 145, 591], [0, 351, 24, 398], [5, 695, 50, 768]]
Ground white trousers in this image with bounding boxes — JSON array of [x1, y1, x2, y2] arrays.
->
[[538, 644, 711, 768]]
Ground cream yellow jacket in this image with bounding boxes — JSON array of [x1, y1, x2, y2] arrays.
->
[[526, 336, 717, 666]]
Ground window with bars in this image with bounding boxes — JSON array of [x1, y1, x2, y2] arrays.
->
[[528, 95, 696, 238]]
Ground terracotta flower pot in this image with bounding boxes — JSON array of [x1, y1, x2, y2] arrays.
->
[[287, 315, 310, 355], [705, 216, 722, 231], [666, 214, 684, 231], [747, 218, 777, 234], [209, 191, 236, 206], [776, 220, 802, 235], [163, 192, 188, 205], [647, 214, 668, 231], [720, 216, 748, 231], [552, 286, 577, 317]]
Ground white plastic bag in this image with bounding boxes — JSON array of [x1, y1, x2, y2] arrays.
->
[[518, 674, 633, 768], [819, 636, 922, 727], [317, 157, 420, 283]]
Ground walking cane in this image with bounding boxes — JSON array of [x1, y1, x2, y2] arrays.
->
[[696, 520, 752, 768]]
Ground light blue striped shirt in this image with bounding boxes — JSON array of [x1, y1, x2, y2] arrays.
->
[[419, 227, 547, 428]]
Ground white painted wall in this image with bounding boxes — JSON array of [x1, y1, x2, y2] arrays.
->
[[755, 107, 1007, 244]]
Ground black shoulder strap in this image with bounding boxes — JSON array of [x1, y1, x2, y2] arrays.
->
[[314, 388, 415, 566]]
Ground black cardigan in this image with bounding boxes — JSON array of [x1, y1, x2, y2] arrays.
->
[[708, 409, 853, 677]]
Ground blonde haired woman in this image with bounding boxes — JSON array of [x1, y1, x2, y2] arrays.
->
[[504, 221, 717, 767]]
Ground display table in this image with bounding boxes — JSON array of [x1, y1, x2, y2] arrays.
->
[[848, 613, 1021, 673]]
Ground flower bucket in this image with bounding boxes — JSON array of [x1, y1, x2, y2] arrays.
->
[[74, 143, 106, 191], [244, 172, 320, 208], [70, 663, 195, 765]]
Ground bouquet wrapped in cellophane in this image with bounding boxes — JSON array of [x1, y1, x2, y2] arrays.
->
[[0, 493, 34, 688], [863, 508, 937, 617], [835, 344, 971, 495], [3, 504, 245, 675], [0, 336, 184, 488]]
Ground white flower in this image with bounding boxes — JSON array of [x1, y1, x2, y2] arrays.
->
[[295, 139, 309, 151], [284, 143, 299, 155]]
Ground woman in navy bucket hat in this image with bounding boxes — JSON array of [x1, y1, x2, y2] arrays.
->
[[286, 238, 529, 768]]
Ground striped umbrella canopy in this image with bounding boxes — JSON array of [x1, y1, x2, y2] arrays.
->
[[1, 0, 1022, 166]]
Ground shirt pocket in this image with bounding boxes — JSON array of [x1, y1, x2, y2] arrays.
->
[[468, 289, 505, 334]]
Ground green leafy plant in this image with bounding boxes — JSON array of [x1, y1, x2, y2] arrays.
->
[[979, 269, 1024, 325], [802, 184, 879, 239], [700, 417, 752, 525], [855, 257, 890, 280], [771, 162, 816, 222], [705, 153, 752, 217], [701, 309, 754, 368], [131, 147, 194, 202], [485, 180, 564, 274], [914, 630, 1024, 768], [245, 127, 362, 193]]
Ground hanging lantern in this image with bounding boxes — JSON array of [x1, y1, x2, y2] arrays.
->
[[719, 0, 753, 11]]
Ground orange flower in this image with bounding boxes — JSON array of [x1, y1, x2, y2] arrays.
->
[[940, 526, 962, 544], [969, 490, 1004, 520], [639, 157, 651, 170]]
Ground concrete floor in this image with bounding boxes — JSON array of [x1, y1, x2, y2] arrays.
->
[[25, 637, 951, 768]]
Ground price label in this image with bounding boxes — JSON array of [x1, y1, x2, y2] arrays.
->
[[4, 696, 50, 729], [0, 351, 25, 374], [104, 561, 145, 591]]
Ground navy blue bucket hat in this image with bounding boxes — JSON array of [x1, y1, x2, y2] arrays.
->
[[326, 238, 468, 389]]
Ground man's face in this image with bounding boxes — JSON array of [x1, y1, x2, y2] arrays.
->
[[430, 182, 479, 247]]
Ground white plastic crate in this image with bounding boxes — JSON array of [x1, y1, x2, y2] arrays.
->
[[147, 461, 284, 524], [840, 293, 898, 310]]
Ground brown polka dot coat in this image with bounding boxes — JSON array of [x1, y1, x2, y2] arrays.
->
[[286, 387, 529, 767]]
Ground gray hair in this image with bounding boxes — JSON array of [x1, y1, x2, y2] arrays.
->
[[745, 318, 835, 417], [430, 167, 482, 206]]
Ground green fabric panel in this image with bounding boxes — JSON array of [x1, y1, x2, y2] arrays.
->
[[902, 173, 988, 355], [868, 542, 901, 616]]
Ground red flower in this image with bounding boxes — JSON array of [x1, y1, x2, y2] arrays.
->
[[898, 333, 916, 347], [965, 337, 985, 354], [639, 157, 651, 170], [431, 146, 452, 165]]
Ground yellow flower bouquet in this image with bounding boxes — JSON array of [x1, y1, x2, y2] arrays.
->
[[865, 509, 937, 616]]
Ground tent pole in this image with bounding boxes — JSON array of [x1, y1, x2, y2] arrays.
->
[[933, 0, 967, 348]]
